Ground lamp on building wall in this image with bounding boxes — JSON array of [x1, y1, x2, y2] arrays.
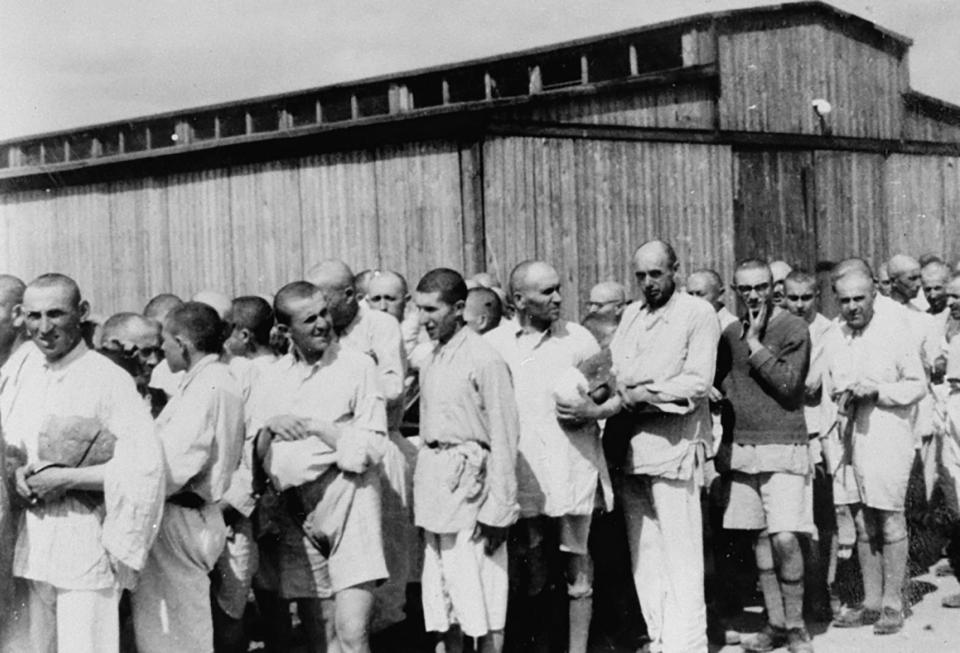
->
[[812, 98, 832, 136]]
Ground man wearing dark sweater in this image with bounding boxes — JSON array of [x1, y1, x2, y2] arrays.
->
[[716, 259, 813, 653]]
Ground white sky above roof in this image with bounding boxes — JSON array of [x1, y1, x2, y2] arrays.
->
[[0, 0, 957, 141]]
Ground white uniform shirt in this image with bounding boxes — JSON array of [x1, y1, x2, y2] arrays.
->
[[3, 342, 157, 590]]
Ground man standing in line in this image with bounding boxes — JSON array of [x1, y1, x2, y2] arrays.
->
[[824, 270, 926, 635], [307, 260, 415, 634], [413, 268, 519, 653], [586, 281, 628, 321], [98, 312, 167, 417], [595, 240, 720, 653], [486, 260, 613, 653], [782, 270, 837, 619], [249, 281, 388, 653], [921, 260, 951, 318], [0, 274, 28, 645], [687, 269, 738, 332], [132, 302, 245, 653], [716, 260, 813, 653], [214, 295, 279, 652], [4, 274, 164, 653], [463, 287, 503, 335]]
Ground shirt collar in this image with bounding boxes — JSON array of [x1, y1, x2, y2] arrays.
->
[[284, 341, 341, 377], [435, 325, 469, 360], [178, 353, 220, 392], [511, 319, 565, 343], [638, 289, 680, 325], [42, 339, 89, 372]]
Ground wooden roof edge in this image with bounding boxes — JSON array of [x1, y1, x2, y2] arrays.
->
[[904, 90, 960, 126], [0, 1, 911, 147]]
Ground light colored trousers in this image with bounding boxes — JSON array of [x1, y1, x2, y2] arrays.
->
[[621, 474, 707, 653], [133, 503, 226, 653], [17, 580, 119, 653]]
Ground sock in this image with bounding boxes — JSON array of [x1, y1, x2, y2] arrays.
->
[[857, 539, 883, 610], [758, 568, 786, 628]]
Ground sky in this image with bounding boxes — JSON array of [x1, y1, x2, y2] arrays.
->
[[1, 0, 958, 141]]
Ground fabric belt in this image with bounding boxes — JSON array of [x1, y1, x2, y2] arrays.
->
[[167, 491, 206, 509], [425, 440, 489, 452]]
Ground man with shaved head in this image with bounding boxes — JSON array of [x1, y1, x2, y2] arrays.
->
[[586, 281, 627, 322], [921, 260, 951, 317], [770, 260, 793, 307], [687, 269, 737, 331], [822, 271, 926, 635], [144, 293, 186, 399], [99, 312, 166, 416], [0, 274, 28, 640], [307, 260, 413, 634], [717, 260, 813, 652], [3, 273, 164, 653], [568, 239, 719, 652], [366, 269, 424, 359], [248, 280, 388, 653], [214, 295, 278, 651], [486, 260, 613, 653], [464, 286, 503, 335], [132, 302, 244, 653], [876, 263, 893, 297]]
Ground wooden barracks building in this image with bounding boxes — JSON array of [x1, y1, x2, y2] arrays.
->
[[2, 1, 960, 317]]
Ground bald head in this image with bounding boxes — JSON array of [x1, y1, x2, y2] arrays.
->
[[100, 312, 163, 383], [143, 293, 184, 323], [887, 254, 921, 303], [366, 270, 409, 322], [831, 258, 874, 288], [306, 260, 354, 290], [768, 261, 792, 306], [587, 281, 627, 319], [469, 272, 501, 289], [305, 260, 358, 331], [464, 287, 503, 335], [633, 240, 679, 309], [686, 269, 724, 312], [876, 262, 892, 296], [921, 261, 951, 314], [191, 290, 232, 320], [0, 274, 26, 306], [509, 260, 562, 329], [835, 271, 876, 330], [0, 274, 26, 362]]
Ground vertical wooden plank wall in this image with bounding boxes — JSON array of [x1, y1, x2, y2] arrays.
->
[[718, 21, 903, 138], [884, 154, 952, 258], [482, 136, 735, 319], [733, 150, 817, 270], [814, 151, 887, 267]]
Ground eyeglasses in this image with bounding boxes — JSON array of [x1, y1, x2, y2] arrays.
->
[[102, 340, 164, 362], [735, 283, 770, 294], [785, 294, 815, 302]]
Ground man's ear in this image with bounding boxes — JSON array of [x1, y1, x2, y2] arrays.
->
[[78, 300, 90, 322], [274, 323, 290, 337], [11, 303, 23, 329], [239, 327, 254, 345]]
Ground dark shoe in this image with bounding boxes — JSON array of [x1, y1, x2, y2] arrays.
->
[[942, 592, 960, 608], [872, 607, 904, 635], [740, 623, 788, 652], [786, 627, 814, 653], [832, 606, 881, 628]]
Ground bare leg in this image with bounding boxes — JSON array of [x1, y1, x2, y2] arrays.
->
[[332, 582, 376, 653], [566, 552, 593, 653], [771, 531, 805, 630], [478, 629, 504, 653], [755, 535, 786, 628]]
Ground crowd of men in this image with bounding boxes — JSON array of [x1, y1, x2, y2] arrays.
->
[[2, 241, 960, 653]]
